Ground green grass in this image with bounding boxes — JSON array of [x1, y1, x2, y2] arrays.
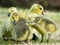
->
[[45, 11, 60, 22], [0, 7, 60, 45]]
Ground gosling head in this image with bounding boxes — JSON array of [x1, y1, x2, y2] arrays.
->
[[7, 7, 20, 25], [30, 3, 44, 15], [7, 7, 17, 17]]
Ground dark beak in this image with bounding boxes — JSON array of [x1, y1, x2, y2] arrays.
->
[[13, 20, 17, 25], [7, 13, 10, 17], [42, 12, 44, 15], [12, 17, 16, 25]]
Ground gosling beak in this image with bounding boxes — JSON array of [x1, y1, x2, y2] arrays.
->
[[13, 20, 17, 25], [42, 12, 44, 15], [7, 13, 10, 17], [11, 17, 17, 25]]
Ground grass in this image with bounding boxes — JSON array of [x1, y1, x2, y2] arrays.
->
[[0, 7, 60, 45]]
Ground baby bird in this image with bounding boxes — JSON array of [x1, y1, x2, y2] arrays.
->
[[2, 7, 17, 41], [27, 3, 44, 22], [12, 18, 31, 42], [26, 3, 57, 43], [30, 16, 57, 43], [4, 7, 33, 43]]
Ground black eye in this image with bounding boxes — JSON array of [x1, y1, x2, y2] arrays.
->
[[40, 8, 42, 10]]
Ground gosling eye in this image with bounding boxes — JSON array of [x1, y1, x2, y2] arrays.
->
[[39, 8, 42, 10]]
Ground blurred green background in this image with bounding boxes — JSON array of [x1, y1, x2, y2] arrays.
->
[[0, 0, 60, 9]]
